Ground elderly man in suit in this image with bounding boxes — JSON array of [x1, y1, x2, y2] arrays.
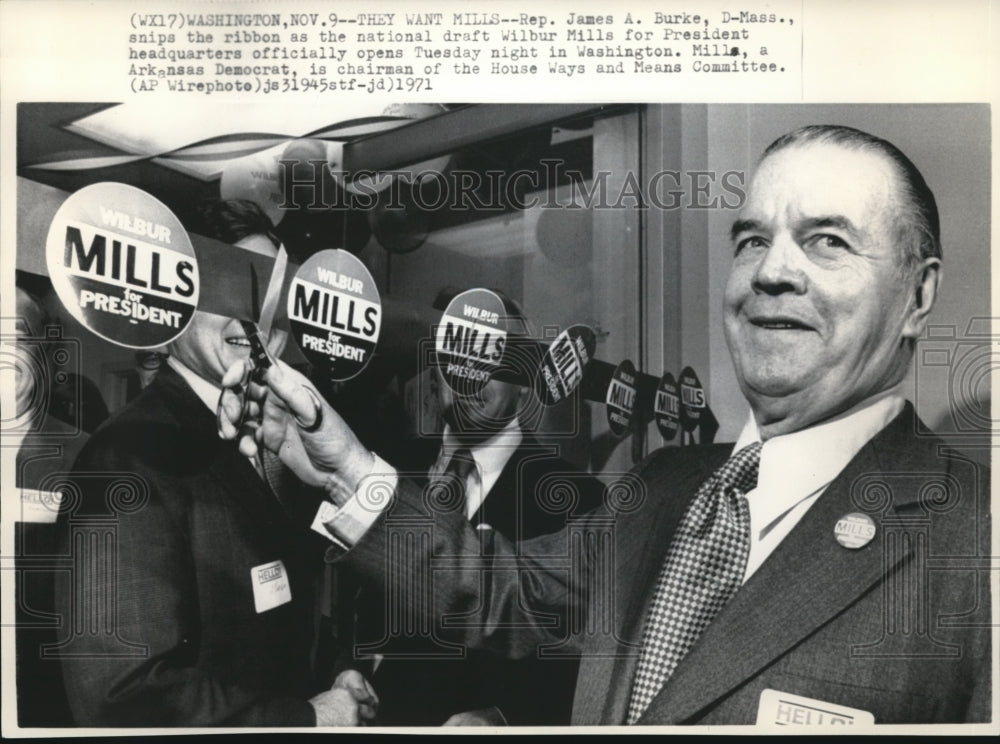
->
[[54, 199, 375, 727], [223, 125, 991, 726]]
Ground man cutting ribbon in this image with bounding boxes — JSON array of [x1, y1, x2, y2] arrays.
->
[[220, 126, 991, 726]]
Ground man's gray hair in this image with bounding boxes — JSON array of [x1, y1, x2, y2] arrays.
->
[[763, 125, 941, 271]]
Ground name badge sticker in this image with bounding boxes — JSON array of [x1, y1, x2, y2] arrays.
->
[[45, 182, 199, 349], [287, 249, 382, 382], [19, 489, 65, 524], [757, 689, 875, 728], [250, 560, 292, 614]]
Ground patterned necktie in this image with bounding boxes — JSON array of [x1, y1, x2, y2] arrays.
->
[[626, 441, 763, 724], [260, 448, 286, 502]]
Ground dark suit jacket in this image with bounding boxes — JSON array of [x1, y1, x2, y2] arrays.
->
[[352, 439, 605, 726], [54, 366, 327, 726], [338, 404, 991, 725], [15, 415, 87, 727]]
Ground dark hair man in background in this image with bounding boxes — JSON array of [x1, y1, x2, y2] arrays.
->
[[224, 126, 990, 726]]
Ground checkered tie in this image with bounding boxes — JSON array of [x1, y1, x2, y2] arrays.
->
[[626, 442, 762, 724], [260, 449, 287, 501]]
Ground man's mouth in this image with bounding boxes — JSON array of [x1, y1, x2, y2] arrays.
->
[[749, 316, 814, 331], [226, 337, 251, 348]]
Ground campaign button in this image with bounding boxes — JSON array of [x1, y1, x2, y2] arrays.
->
[[834, 512, 877, 549], [606, 359, 638, 437], [287, 249, 381, 382]]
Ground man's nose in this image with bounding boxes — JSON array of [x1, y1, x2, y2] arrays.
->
[[751, 235, 807, 295]]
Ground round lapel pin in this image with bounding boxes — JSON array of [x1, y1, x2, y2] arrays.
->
[[834, 512, 877, 549]]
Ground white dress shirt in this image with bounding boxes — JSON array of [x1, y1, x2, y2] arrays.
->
[[428, 419, 523, 523], [732, 385, 904, 583]]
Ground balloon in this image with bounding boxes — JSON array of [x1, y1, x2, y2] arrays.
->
[[535, 204, 593, 267], [219, 143, 288, 226], [276, 201, 371, 260], [280, 139, 343, 214], [367, 181, 429, 255]]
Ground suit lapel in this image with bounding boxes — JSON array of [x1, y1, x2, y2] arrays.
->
[[637, 407, 929, 724], [154, 367, 278, 525], [572, 444, 730, 725]]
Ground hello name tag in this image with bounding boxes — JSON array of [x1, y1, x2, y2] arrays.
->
[[250, 560, 291, 614], [757, 689, 875, 727], [19, 489, 65, 524]]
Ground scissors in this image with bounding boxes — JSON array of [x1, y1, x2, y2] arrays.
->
[[216, 242, 288, 435]]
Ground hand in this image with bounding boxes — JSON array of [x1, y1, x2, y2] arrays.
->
[[218, 359, 374, 503], [332, 669, 379, 722], [442, 706, 508, 726], [308, 687, 368, 727]]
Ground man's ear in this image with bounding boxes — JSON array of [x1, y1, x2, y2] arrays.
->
[[902, 257, 942, 339]]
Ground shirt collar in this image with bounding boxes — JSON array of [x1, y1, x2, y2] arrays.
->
[[734, 386, 906, 531], [441, 418, 523, 486], [166, 356, 221, 414]]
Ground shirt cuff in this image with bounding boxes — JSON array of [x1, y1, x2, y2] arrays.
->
[[310, 454, 398, 547]]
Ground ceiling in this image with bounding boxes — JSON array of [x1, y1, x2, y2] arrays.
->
[[16, 102, 613, 262], [16, 101, 451, 227]]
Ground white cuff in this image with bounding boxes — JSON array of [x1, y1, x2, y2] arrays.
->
[[310, 454, 398, 547]]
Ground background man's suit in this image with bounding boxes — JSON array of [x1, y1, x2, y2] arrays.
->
[[354, 439, 605, 725], [55, 366, 326, 726], [14, 414, 86, 727], [339, 405, 991, 724]]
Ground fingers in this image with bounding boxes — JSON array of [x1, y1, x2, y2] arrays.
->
[[246, 376, 269, 406], [216, 389, 243, 441], [334, 669, 379, 706], [362, 677, 379, 708], [333, 670, 379, 722], [217, 360, 251, 441], [263, 361, 326, 429], [237, 419, 259, 458], [221, 358, 249, 389], [309, 687, 361, 727]]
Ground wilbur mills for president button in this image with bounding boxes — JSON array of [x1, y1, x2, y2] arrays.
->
[[834, 512, 877, 549]]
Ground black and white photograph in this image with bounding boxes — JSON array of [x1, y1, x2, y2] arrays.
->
[[1, 1, 996, 736]]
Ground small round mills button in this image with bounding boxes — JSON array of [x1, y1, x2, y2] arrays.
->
[[834, 512, 877, 549]]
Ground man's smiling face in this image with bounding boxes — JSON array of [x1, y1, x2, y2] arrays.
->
[[167, 233, 278, 386], [724, 141, 930, 438]]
